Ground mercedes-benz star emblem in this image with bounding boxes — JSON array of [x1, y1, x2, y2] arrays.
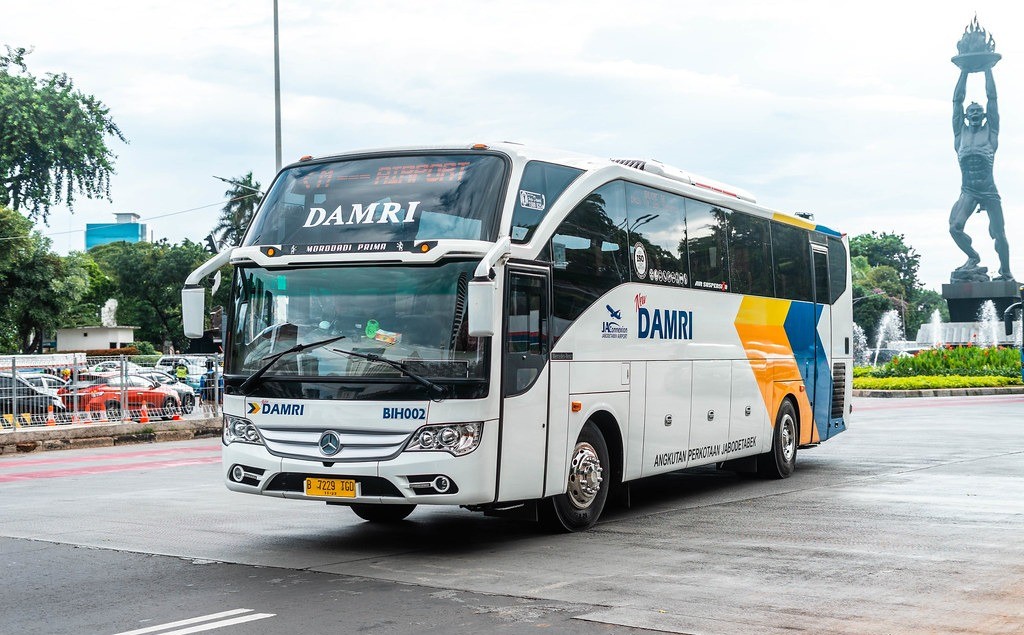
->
[[318, 431, 342, 456]]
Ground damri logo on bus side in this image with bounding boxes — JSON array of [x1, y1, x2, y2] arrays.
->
[[634, 293, 693, 340], [302, 201, 421, 227], [248, 400, 305, 415]]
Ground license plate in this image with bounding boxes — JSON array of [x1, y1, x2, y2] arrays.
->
[[304, 478, 357, 498]]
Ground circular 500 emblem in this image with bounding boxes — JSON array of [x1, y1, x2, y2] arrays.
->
[[633, 242, 648, 279]]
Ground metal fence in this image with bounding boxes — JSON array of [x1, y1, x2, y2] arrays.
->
[[1, 354, 221, 432]]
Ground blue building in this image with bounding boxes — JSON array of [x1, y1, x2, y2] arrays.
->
[[86, 213, 147, 250]]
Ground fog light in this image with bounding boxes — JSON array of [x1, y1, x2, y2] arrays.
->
[[231, 465, 245, 482], [432, 475, 451, 493]]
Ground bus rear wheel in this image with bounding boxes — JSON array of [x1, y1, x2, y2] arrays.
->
[[542, 422, 610, 532], [758, 400, 798, 479], [350, 503, 416, 523]]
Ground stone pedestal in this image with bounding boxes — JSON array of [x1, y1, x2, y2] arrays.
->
[[941, 280, 1020, 322]]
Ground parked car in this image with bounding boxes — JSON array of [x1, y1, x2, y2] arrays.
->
[[58, 374, 181, 420], [18, 372, 68, 397], [91, 360, 143, 374], [0, 373, 67, 423], [136, 369, 196, 414]]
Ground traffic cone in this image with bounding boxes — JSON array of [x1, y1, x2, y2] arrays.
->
[[139, 403, 150, 424], [46, 405, 57, 426], [97, 405, 109, 423]]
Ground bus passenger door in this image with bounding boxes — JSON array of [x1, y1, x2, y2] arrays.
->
[[811, 245, 833, 442], [497, 270, 550, 502]]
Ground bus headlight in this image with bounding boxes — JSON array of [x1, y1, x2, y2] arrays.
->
[[405, 422, 482, 456], [223, 415, 264, 446]]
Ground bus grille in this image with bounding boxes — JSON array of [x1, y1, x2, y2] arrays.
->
[[831, 362, 846, 419], [257, 426, 412, 462]]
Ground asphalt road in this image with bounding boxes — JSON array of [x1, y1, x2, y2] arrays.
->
[[1, 395, 1022, 634]]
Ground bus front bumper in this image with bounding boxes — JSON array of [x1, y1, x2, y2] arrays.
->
[[222, 426, 499, 506]]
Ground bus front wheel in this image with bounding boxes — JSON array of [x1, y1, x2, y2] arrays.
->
[[542, 422, 610, 532], [758, 400, 798, 479], [349, 503, 416, 523]]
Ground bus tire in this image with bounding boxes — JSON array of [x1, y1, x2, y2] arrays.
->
[[758, 399, 798, 479], [541, 422, 610, 532], [350, 503, 416, 523]]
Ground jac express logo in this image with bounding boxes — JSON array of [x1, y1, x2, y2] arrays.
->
[[248, 401, 305, 416], [634, 293, 693, 340]]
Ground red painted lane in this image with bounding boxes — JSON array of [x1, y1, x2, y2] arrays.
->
[[0, 456, 221, 483], [0, 443, 221, 469], [854, 395, 1024, 411]]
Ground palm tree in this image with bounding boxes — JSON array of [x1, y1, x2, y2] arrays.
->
[[213, 172, 263, 247]]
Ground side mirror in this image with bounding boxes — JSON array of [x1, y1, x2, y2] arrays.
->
[[182, 286, 206, 339], [467, 277, 499, 337]]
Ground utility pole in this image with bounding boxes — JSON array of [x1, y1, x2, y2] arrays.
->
[[273, 0, 282, 172]]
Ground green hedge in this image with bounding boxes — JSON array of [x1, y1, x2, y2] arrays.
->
[[853, 375, 1023, 390], [857, 346, 1022, 379]]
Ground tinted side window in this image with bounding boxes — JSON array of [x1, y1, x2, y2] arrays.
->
[[728, 212, 773, 297], [686, 200, 730, 291], [771, 222, 812, 301], [551, 182, 628, 337], [511, 162, 584, 243], [828, 236, 848, 303], [626, 183, 688, 287]]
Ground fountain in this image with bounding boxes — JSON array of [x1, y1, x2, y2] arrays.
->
[[872, 309, 904, 365], [928, 309, 943, 348], [852, 323, 869, 365], [976, 300, 999, 348]]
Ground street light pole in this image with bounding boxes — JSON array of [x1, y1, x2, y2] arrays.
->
[[273, 0, 282, 172]]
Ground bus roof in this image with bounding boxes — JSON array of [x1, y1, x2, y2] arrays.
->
[[280, 142, 841, 238]]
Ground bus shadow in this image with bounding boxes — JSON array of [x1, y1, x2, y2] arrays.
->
[[260, 461, 833, 558]]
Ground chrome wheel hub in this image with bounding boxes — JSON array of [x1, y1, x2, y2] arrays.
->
[[567, 442, 603, 509], [781, 413, 796, 463]]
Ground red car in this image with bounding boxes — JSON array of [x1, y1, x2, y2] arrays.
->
[[59, 373, 181, 420]]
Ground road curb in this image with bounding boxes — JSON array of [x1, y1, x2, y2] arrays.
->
[[0, 418, 221, 456], [853, 386, 1024, 398]]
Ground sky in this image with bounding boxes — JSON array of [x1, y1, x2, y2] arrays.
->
[[4, 0, 1024, 291]]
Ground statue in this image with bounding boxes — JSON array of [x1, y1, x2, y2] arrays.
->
[[949, 17, 1014, 283]]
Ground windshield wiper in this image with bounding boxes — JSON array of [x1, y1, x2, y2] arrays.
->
[[331, 347, 448, 400], [238, 334, 347, 394]]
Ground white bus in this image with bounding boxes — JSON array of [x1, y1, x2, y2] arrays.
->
[[182, 143, 852, 531]]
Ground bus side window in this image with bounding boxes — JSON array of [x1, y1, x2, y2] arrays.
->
[[551, 182, 628, 338], [686, 201, 730, 291], [827, 236, 848, 303], [728, 212, 774, 297], [511, 162, 584, 243], [625, 183, 687, 286], [771, 222, 813, 302]]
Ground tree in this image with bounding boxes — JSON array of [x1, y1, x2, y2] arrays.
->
[[850, 232, 944, 345], [6, 236, 90, 352], [213, 172, 263, 247], [850, 232, 921, 300], [89, 239, 212, 351], [0, 205, 90, 352], [0, 46, 127, 224]]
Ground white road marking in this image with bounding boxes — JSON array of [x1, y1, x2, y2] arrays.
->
[[111, 608, 275, 635]]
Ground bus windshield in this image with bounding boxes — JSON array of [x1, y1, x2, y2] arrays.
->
[[227, 262, 486, 385], [243, 153, 507, 250]]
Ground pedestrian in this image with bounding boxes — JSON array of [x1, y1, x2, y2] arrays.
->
[[198, 358, 221, 411]]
